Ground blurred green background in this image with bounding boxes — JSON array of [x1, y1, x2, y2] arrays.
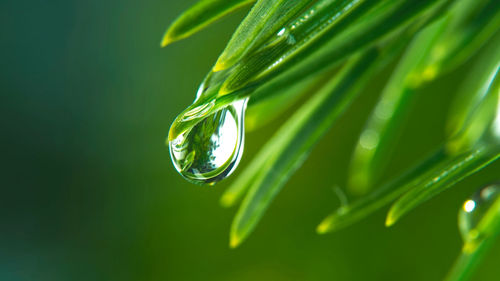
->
[[2, 0, 499, 280]]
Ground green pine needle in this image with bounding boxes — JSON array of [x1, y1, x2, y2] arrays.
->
[[161, 0, 254, 47]]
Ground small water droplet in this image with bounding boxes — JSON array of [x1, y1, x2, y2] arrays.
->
[[458, 183, 500, 241], [169, 98, 248, 185]]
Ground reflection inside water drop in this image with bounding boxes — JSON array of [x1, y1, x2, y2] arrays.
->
[[181, 100, 215, 122], [169, 98, 248, 185], [458, 183, 500, 241]]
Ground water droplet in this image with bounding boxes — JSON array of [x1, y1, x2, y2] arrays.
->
[[458, 183, 500, 241], [169, 98, 248, 185]]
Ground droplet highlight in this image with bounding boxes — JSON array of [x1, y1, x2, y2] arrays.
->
[[458, 183, 500, 242], [169, 98, 248, 185]]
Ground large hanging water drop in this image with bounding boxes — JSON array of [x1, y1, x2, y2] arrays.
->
[[169, 98, 248, 185], [458, 183, 500, 242]]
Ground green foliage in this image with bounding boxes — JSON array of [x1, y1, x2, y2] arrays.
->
[[164, 0, 500, 280], [228, 49, 382, 247]]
